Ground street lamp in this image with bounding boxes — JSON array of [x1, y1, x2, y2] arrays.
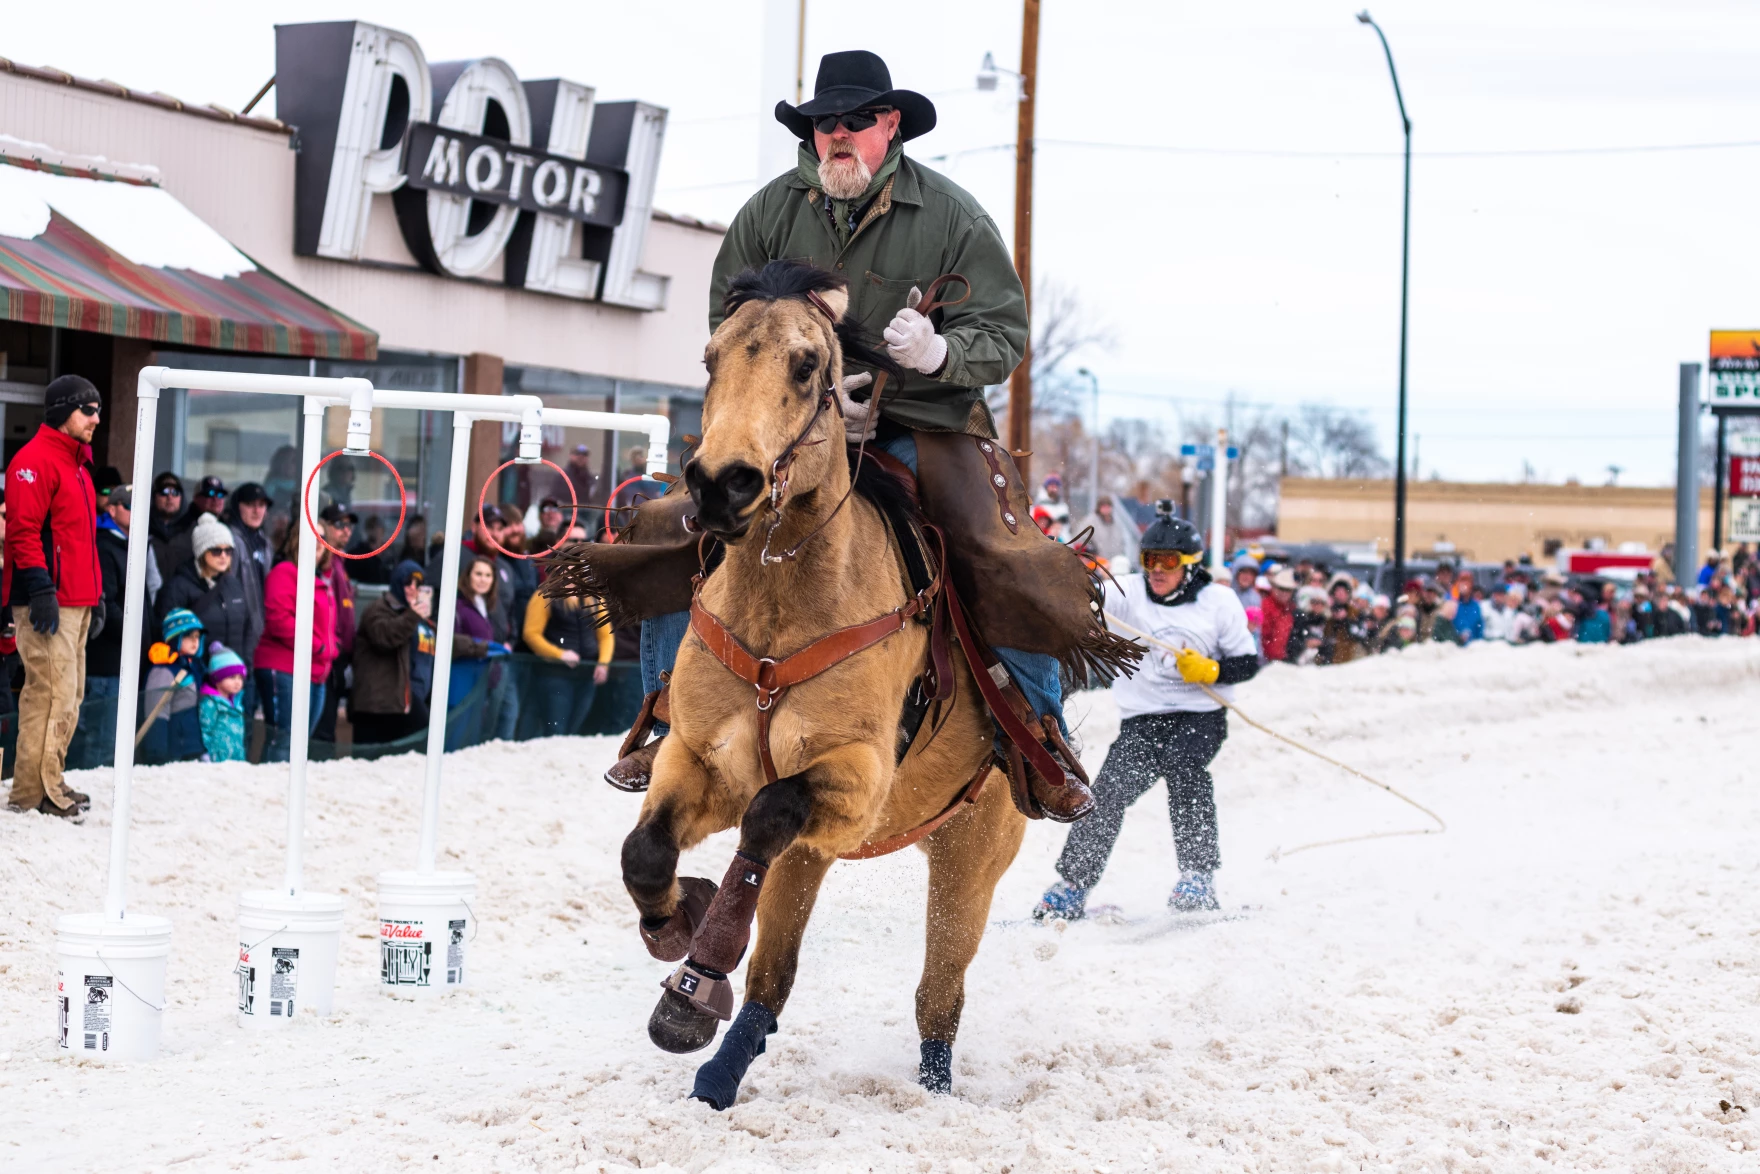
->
[[1078, 366, 1101, 519], [1356, 10, 1413, 594]]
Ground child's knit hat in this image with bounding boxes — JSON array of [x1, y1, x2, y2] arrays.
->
[[205, 642, 247, 684]]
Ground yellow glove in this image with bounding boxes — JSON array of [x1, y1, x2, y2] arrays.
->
[[148, 641, 177, 666], [1175, 647, 1220, 685]]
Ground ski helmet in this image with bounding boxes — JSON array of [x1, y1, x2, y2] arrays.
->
[[1140, 500, 1203, 559]]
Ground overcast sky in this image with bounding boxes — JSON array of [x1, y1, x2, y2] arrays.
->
[[8, 0, 1759, 485]]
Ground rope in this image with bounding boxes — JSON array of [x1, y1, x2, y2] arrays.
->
[[1102, 611, 1446, 859]]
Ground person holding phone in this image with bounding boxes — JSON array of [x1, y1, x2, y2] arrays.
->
[[352, 560, 488, 746], [521, 526, 612, 738]]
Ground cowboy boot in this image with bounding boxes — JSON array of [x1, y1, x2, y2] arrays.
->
[[1030, 715, 1095, 823], [606, 684, 670, 792]]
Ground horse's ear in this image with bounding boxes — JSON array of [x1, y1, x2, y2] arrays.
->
[[815, 287, 850, 322]]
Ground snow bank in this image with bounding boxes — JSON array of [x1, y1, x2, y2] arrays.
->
[[2, 638, 1757, 1171]]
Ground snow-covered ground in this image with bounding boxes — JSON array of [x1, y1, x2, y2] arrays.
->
[[3, 639, 1757, 1172]]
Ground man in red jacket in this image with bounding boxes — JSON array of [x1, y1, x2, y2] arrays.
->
[[5, 375, 104, 821]]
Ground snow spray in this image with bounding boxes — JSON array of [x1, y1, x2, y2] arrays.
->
[[374, 871, 475, 996], [236, 891, 345, 1028], [54, 912, 172, 1062]]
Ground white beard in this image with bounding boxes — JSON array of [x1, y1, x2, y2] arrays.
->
[[818, 149, 873, 200]]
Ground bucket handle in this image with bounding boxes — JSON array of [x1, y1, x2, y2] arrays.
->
[[93, 949, 167, 1014], [460, 899, 479, 942]]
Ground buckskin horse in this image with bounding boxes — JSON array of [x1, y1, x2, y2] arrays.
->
[[602, 260, 1025, 1109]]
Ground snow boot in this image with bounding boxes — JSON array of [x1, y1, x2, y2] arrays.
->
[[1169, 870, 1220, 913], [1031, 878, 1088, 922]]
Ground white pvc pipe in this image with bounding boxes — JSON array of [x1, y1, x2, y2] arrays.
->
[[1210, 427, 1229, 574], [541, 408, 671, 476], [283, 399, 325, 895], [416, 414, 475, 873], [106, 374, 163, 919], [105, 367, 365, 920]]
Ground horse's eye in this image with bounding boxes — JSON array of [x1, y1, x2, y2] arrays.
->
[[794, 356, 819, 383]]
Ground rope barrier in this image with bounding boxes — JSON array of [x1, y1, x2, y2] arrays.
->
[[1102, 611, 1447, 859]]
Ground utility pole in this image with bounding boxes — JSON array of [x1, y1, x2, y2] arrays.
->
[[794, 0, 807, 104], [1209, 428, 1231, 573], [1675, 363, 1701, 581], [1007, 0, 1040, 479], [1357, 11, 1412, 593]]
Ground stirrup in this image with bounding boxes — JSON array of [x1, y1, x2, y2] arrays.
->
[[607, 679, 670, 792]]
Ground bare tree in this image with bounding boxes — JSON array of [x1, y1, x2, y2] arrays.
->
[[1282, 404, 1390, 479], [989, 277, 1117, 420]]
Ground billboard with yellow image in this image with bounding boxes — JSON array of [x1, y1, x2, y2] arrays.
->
[[1710, 331, 1760, 402]]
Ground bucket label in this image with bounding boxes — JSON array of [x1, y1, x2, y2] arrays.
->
[[83, 975, 113, 1052], [446, 919, 466, 986], [237, 943, 256, 1016], [57, 977, 69, 1050], [271, 947, 300, 1018], [380, 919, 431, 987]]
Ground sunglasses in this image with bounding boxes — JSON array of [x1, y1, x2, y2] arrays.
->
[[208, 546, 234, 557], [157, 487, 182, 497], [1141, 550, 1203, 573], [813, 107, 893, 135], [75, 403, 101, 418]]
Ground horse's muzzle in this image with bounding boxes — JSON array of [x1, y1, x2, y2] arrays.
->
[[685, 458, 765, 538]]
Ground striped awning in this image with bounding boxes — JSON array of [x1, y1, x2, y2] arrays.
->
[[0, 159, 376, 359]]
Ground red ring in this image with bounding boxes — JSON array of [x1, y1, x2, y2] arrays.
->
[[475, 459, 578, 561], [303, 449, 406, 561], [603, 474, 650, 537]]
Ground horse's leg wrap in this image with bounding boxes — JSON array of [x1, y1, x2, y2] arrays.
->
[[638, 875, 717, 962], [688, 852, 769, 974], [692, 1002, 779, 1111], [919, 1039, 954, 1095]]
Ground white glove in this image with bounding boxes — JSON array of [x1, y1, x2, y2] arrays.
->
[[883, 286, 948, 375], [836, 371, 877, 443]]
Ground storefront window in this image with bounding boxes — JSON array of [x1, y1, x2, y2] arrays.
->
[[495, 365, 701, 537]]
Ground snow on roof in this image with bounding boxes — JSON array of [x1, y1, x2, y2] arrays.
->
[[0, 160, 255, 280]]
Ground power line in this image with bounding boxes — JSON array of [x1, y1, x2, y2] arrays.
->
[[927, 137, 1760, 163]]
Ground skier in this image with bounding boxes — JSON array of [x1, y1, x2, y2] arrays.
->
[[1034, 501, 1259, 919]]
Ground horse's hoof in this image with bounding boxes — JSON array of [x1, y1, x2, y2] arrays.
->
[[919, 1039, 953, 1095], [648, 988, 721, 1054]]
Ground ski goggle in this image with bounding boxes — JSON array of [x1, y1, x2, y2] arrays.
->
[[1141, 549, 1203, 572], [813, 107, 893, 135]]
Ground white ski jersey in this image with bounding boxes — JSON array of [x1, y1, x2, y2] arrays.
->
[[1104, 573, 1256, 718]]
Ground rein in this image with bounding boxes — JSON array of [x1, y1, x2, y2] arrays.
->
[[756, 272, 970, 567]]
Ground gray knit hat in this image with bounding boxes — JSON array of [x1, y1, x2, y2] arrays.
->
[[192, 513, 234, 562]]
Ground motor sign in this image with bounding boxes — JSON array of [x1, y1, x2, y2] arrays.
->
[[1731, 456, 1760, 497]]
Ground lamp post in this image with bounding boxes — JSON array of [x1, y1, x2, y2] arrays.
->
[[1356, 10, 1412, 593], [1078, 367, 1101, 519]]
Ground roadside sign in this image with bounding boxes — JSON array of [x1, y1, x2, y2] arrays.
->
[[1732, 434, 1760, 457], [1179, 443, 1240, 460], [1730, 498, 1760, 543], [1709, 330, 1760, 403], [1732, 456, 1760, 497]]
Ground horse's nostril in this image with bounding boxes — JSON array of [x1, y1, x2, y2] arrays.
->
[[720, 465, 764, 508]]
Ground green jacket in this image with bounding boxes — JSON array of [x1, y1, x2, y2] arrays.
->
[[709, 153, 1028, 436]]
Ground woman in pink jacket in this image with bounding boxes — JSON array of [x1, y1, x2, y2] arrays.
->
[[253, 518, 339, 762]]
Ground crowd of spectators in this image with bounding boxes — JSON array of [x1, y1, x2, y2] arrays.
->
[[2, 389, 628, 819]]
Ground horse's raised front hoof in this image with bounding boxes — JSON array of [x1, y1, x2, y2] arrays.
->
[[648, 988, 722, 1054], [918, 1039, 953, 1095], [639, 876, 718, 962], [691, 1002, 778, 1111]]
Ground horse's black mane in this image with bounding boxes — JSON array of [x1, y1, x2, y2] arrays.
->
[[723, 259, 901, 381]]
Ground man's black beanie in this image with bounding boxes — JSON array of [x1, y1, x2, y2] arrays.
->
[[44, 374, 100, 428]]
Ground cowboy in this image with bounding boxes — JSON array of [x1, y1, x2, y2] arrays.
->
[[599, 50, 1121, 821]]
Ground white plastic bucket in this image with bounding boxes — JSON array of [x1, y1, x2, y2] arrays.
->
[[375, 871, 476, 997], [236, 890, 346, 1028], [54, 912, 173, 1062]]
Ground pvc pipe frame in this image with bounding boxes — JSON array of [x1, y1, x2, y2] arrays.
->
[[104, 368, 669, 919]]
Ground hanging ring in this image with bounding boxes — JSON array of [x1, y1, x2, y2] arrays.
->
[[303, 449, 406, 561], [475, 459, 578, 561]]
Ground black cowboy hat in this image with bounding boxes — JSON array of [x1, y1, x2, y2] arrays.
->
[[774, 50, 936, 144]]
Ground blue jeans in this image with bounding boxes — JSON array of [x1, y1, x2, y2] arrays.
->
[[256, 668, 326, 763], [67, 675, 119, 770], [637, 429, 1065, 737], [537, 662, 598, 738]]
